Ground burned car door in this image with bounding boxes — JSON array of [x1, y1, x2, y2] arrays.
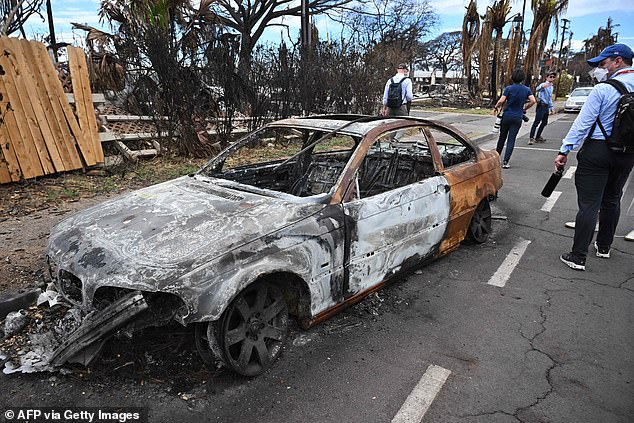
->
[[427, 128, 498, 248], [341, 126, 450, 294]]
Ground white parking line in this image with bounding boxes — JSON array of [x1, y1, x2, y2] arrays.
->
[[487, 239, 532, 287], [541, 191, 562, 212], [391, 365, 451, 423], [563, 166, 576, 179]]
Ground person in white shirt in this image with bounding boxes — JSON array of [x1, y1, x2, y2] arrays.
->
[[382, 63, 413, 116]]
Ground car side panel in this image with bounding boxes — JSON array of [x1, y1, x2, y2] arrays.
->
[[438, 149, 502, 254], [343, 175, 450, 294], [181, 206, 347, 323]]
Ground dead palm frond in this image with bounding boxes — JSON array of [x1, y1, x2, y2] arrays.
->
[[505, 18, 523, 86], [523, 0, 569, 89], [462, 0, 480, 96], [478, 8, 493, 100], [489, 0, 511, 98]]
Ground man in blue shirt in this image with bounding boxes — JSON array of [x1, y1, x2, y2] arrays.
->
[[556, 43, 634, 271], [529, 71, 556, 144]]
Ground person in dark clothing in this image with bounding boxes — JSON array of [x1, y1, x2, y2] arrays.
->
[[529, 71, 557, 144], [556, 43, 634, 271], [492, 69, 536, 168]]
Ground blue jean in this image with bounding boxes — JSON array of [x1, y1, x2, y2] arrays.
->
[[530, 105, 549, 138], [496, 116, 522, 163], [571, 140, 634, 258]]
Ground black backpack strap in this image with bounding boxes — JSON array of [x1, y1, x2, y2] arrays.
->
[[593, 118, 610, 140], [600, 78, 628, 94], [593, 79, 630, 141]]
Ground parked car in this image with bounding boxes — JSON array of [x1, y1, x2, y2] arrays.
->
[[564, 87, 594, 112], [46, 115, 503, 376]]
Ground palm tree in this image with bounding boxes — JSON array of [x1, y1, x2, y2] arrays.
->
[[504, 15, 522, 89], [523, 0, 568, 89], [478, 8, 492, 100], [488, 0, 511, 99], [461, 0, 480, 97]]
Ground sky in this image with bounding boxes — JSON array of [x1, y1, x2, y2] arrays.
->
[[21, 0, 634, 54]]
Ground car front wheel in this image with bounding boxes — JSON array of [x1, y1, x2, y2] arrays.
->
[[218, 281, 289, 376]]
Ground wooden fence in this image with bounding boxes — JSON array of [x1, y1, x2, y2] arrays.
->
[[0, 38, 103, 184]]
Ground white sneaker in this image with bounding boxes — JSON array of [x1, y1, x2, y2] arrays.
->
[[594, 242, 610, 258]]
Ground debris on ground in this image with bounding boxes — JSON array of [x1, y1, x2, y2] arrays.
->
[[0, 302, 81, 374], [3, 309, 29, 337]]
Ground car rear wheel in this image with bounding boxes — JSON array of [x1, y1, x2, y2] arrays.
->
[[467, 199, 492, 244], [218, 281, 289, 376]]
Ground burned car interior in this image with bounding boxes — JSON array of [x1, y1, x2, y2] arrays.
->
[[202, 118, 476, 199]]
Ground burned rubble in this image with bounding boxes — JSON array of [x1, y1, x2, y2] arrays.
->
[[0, 284, 184, 375]]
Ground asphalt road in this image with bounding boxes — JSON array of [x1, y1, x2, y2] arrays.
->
[[1, 112, 632, 423]]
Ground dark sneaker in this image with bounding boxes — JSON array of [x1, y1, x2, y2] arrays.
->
[[560, 253, 586, 271], [528, 138, 535, 145], [502, 162, 510, 169], [594, 242, 610, 258], [536, 137, 547, 143]]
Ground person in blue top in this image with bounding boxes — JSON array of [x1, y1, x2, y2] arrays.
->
[[493, 69, 536, 168], [556, 43, 634, 271], [529, 71, 557, 144]]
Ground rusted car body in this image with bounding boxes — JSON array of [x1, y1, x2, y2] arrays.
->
[[46, 115, 502, 375]]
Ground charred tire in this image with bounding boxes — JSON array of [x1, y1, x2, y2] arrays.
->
[[218, 281, 289, 376], [195, 322, 224, 369], [467, 198, 492, 244]]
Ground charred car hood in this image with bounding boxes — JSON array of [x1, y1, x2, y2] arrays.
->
[[47, 176, 324, 287]]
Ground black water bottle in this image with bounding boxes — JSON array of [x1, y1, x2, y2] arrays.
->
[[541, 167, 564, 197]]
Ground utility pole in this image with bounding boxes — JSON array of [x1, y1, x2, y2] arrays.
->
[[554, 18, 570, 100], [46, 0, 58, 61], [300, 0, 311, 50], [519, 0, 527, 57], [566, 30, 573, 68]]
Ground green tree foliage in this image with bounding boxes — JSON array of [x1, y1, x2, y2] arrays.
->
[[555, 70, 573, 97]]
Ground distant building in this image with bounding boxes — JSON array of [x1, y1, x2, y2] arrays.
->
[[412, 70, 464, 93]]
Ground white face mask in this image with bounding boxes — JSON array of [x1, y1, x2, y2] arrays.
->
[[589, 67, 608, 82]]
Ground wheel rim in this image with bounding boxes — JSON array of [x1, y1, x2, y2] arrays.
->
[[220, 283, 288, 376], [469, 200, 492, 243]]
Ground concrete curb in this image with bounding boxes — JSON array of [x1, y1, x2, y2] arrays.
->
[[0, 289, 41, 320]]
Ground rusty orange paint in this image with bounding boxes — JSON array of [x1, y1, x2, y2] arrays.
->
[[439, 149, 502, 254]]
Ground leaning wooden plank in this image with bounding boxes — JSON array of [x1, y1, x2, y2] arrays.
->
[[0, 39, 44, 178], [0, 80, 22, 182], [0, 149, 12, 183], [4, 38, 56, 175], [13, 39, 66, 172], [68, 46, 103, 163], [56, 46, 95, 167], [75, 47, 104, 163], [0, 115, 22, 182], [66, 46, 96, 165], [29, 42, 83, 171]]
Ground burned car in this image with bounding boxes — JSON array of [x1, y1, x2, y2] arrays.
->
[[45, 115, 502, 376]]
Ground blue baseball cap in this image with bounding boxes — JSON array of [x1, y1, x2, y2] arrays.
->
[[587, 43, 633, 67]]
